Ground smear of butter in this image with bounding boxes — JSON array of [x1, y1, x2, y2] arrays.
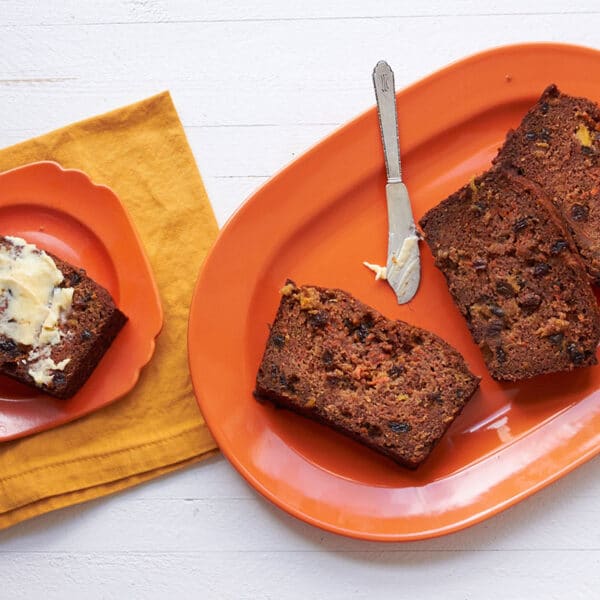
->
[[39, 288, 74, 346], [27, 346, 71, 386], [389, 235, 419, 271], [0, 236, 74, 384], [29, 358, 70, 385], [363, 261, 387, 281], [387, 235, 420, 295]]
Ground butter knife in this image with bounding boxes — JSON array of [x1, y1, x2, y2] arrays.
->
[[372, 60, 420, 304]]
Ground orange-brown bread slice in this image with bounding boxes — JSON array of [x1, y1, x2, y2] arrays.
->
[[254, 282, 480, 469], [494, 84, 600, 284], [0, 236, 127, 398], [420, 168, 600, 381]]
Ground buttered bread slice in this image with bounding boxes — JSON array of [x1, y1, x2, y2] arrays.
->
[[0, 235, 127, 398]]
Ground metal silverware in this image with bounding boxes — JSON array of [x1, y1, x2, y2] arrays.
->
[[372, 60, 421, 304]]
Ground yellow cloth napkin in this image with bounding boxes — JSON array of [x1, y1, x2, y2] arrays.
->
[[0, 92, 219, 529]]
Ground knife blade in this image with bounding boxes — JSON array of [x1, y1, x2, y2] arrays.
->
[[372, 60, 421, 304]]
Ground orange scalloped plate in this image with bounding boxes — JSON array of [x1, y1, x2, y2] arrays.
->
[[188, 43, 600, 541], [0, 161, 163, 441]]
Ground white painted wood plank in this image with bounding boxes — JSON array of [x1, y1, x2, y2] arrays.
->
[[1, 14, 600, 132], [202, 176, 268, 226], [3, 0, 600, 26], [0, 548, 598, 600]]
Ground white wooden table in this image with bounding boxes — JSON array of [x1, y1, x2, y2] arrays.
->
[[2, 2, 600, 598]]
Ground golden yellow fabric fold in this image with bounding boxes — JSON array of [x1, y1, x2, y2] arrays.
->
[[0, 92, 219, 529]]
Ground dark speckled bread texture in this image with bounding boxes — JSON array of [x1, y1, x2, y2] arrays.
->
[[419, 168, 600, 381], [254, 281, 480, 469], [493, 84, 600, 284], [0, 237, 127, 398]]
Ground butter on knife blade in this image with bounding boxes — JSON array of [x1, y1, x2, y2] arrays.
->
[[370, 60, 421, 304]]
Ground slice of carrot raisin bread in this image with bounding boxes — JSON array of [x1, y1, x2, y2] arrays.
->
[[493, 84, 600, 284], [0, 235, 127, 398], [419, 168, 600, 381], [254, 281, 480, 469]]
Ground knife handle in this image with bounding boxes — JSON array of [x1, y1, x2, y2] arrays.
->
[[372, 60, 402, 183]]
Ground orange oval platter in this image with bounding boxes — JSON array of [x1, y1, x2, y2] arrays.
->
[[188, 43, 600, 541], [0, 161, 163, 441]]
